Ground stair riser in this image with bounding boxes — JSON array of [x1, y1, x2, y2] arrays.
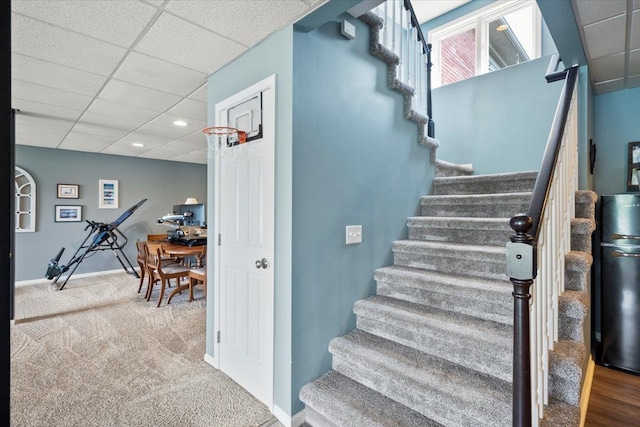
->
[[408, 225, 511, 246], [376, 281, 512, 325], [305, 407, 339, 427], [421, 201, 529, 218], [331, 356, 511, 427], [393, 251, 507, 282], [433, 177, 536, 196], [356, 316, 512, 382], [558, 317, 584, 342], [549, 375, 581, 406]]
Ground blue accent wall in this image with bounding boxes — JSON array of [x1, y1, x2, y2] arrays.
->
[[432, 55, 564, 174], [14, 145, 206, 281], [593, 86, 640, 195], [291, 15, 433, 414], [206, 25, 294, 415]]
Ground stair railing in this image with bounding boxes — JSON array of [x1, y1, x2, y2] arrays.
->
[[371, 0, 435, 138], [507, 55, 579, 427]]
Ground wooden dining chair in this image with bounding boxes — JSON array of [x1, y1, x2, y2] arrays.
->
[[135, 241, 148, 294], [145, 243, 189, 307], [186, 246, 207, 302], [147, 233, 167, 242]]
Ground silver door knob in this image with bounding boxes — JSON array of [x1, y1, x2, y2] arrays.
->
[[255, 259, 269, 269]]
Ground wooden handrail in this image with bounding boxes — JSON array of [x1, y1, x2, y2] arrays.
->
[[527, 65, 578, 240]]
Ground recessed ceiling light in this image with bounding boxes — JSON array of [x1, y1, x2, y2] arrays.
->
[[173, 120, 188, 127], [132, 142, 144, 147], [496, 24, 509, 32]]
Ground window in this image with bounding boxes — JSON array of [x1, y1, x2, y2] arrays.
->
[[15, 166, 36, 232], [429, 0, 541, 87]]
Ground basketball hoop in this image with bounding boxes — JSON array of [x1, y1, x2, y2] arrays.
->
[[203, 126, 247, 159]]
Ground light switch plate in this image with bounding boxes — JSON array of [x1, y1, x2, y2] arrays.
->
[[341, 19, 356, 40], [346, 225, 362, 244]]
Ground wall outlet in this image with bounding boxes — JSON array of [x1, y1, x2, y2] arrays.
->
[[346, 225, 362, 244]]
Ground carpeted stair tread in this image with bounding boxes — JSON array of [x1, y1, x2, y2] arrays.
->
[[407, 216, 511, 246], [392, 240, 507, 282], [354, 295, 512, 381], [330, 330, 511, 426], [432, 171, 537, 195], [299, 370, 440, 427], [421, 192, 532, 218], [539, 399, 581, 427], [374, 265, 512, 324]]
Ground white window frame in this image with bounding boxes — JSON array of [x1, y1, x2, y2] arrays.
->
[[428, 0, 541, 87]]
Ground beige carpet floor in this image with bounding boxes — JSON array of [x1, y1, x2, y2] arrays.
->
[[11, 272, 275, 427]]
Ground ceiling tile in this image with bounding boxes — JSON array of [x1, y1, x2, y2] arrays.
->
[[12, 14, 128, 76], [189, 84, 208, 102], [15, 123, 67, 148], [145, 113, 207, 133], [58, 131, 119, 153], [12, 98, 83, 122], [12, 80, 93, 110], [101, 142, 153, 157], [113, 52, 207, 96], [98, 79, 182, 112], [594, 78, 625, 94], [139, 146, 181, 161], [590, 53, 625, 82], [162, 137, 206, 153], [82, 111, 147, 129], [167, 98, 207, 122], [87, 99, 160, 123], [629, 74, 640, 88], [171, 149, 208, 164], [11, 0, 157, 48], [574, 0, 626, 26], [13, 53, 108, 96], [117, 131, 175, 147], [583, 14, 627, 60], [142, 0, 165, 7], [630, 49, 640, 76], [135, 122, 197, 139], [166, 0, 309, 47], [134, 13, 246, 73], [632, 11, 640, 50], [16, 113, 75, 132]]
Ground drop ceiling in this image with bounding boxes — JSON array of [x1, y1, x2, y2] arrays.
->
[[11, 0, 324, 164], [572, 0, 640, 94]]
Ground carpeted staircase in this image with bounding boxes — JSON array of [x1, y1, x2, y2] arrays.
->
[[300, 168, 596, 426]]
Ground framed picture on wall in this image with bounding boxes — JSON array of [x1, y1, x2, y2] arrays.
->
[[627, 142, 640, 191], [55, 205, 82, 222], [99, 179, 119, 209], [57, 183, 79, 199]]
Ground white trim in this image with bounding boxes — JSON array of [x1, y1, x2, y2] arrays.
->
[[428, 0, 541, 87], [203, 352, 217, 368], [274, 405, 306, 427], [15, 268, 126, 287], [212, 74, 276, 411]]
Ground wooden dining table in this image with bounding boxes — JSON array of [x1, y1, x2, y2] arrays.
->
[[159, 242, 207, 303]]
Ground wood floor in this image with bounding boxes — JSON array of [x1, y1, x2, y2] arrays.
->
[[585, 364, 640, 426]]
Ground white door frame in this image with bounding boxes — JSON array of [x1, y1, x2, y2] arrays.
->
[[210, 74, 276, 410]]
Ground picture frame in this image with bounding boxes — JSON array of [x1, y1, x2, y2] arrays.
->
[[627, 142, 640, 191], [57, 183, 79, 199], [99, 179, 118, 209], [55, 205, 82, 222]]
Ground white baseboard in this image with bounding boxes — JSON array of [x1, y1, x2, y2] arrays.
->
[[203, 352, 216, 368], [580, 356, 596, 427], [274, 405, 305, 427], [15, 268, 134, 287]]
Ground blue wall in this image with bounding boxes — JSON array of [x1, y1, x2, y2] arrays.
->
[[432, 55, 564, 174], [593, 86, 640, 195], [206, 25, 294, 415], [291, 15, 433, 414], [15, 145, 206, 281]]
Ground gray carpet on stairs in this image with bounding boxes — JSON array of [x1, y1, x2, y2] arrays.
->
[[300, 167, 596, 427]]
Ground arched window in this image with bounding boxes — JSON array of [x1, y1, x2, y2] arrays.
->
[[15, 166, 36, 232]]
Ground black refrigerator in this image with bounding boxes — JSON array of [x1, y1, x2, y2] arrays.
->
[[596, 194, 640, 374]]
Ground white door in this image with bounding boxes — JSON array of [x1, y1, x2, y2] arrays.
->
[[216, 77, 275, 408]]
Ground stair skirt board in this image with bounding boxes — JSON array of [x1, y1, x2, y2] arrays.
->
[[300, 168, 596, 427]]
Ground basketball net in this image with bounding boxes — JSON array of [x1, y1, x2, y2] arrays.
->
[[203, 127, 247, 159]]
